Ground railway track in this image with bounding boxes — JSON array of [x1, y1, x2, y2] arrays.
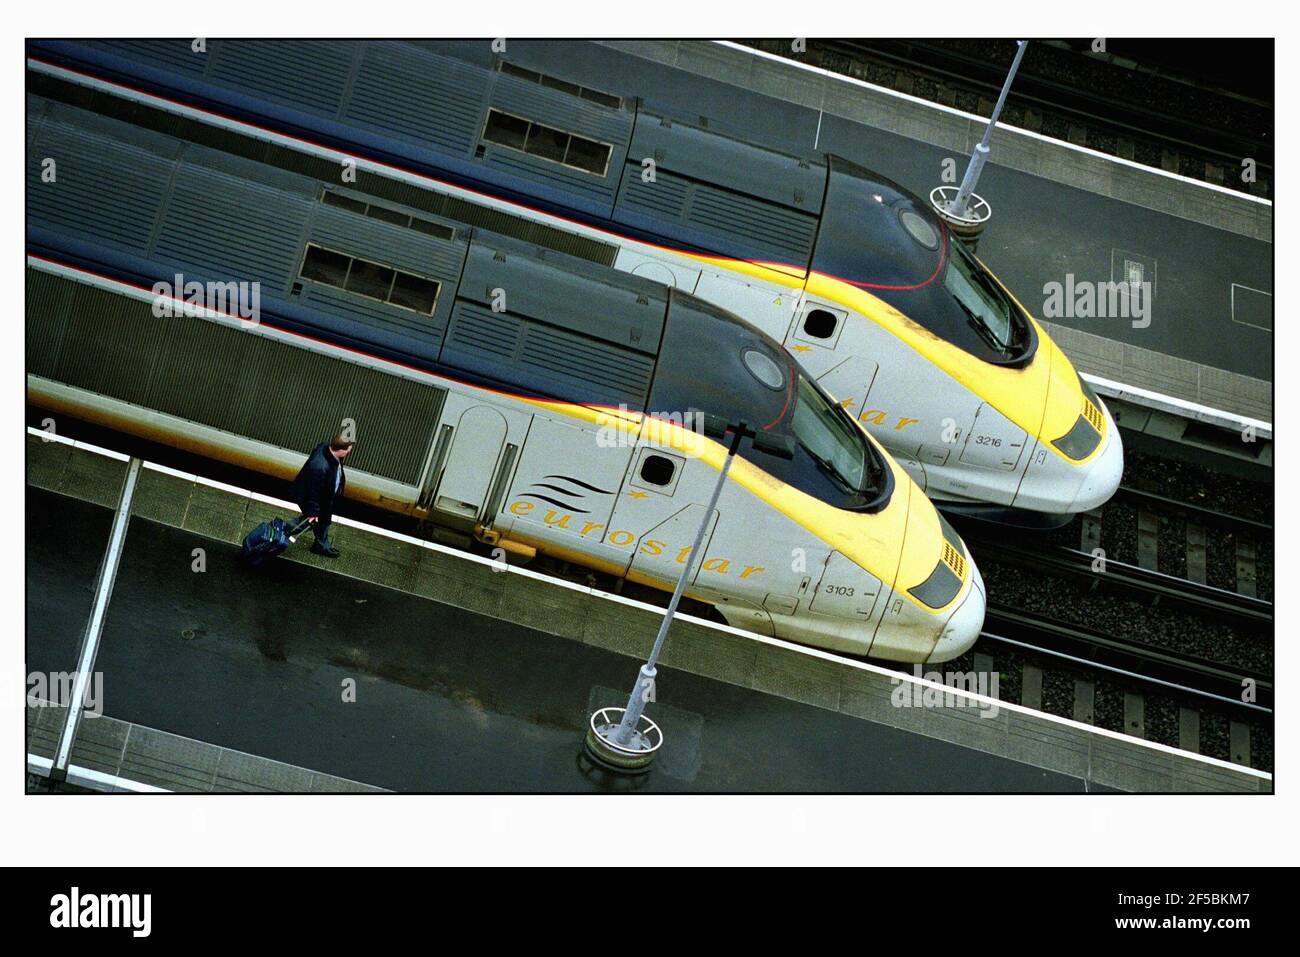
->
[[947, 460, 1273, 770], [746, 38, 1273, 199]]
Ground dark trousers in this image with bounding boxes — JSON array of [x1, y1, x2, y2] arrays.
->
[[296, 513, 332, 542]]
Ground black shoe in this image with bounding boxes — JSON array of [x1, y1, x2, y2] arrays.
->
[[311, 540, 341, 558]]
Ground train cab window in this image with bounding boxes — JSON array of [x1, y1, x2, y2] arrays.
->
[[639, 454, 676, 487], [802, 309, 839, 340], [792, 376, 868, 495], [944, 240, 1015, 352], [482, 109, 612, 177]]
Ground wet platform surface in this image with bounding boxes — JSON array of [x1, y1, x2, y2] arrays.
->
[[27, 435, 1267, 793], [507, 41, 1272, 413], [28, 486, 1086, 792]]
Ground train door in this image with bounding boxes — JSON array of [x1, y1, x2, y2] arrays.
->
[[422, 405, 520, 532], [497, 415, 636, 568]]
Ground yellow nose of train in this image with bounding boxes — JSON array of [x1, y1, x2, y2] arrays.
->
[[802, 429, 986, 664], [875, 468, 986, 664]]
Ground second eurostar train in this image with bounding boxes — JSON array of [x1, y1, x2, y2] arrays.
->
[[25, 92, 984, 663], [26, 39, 1123, 519]]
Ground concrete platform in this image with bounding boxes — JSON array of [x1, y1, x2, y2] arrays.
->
[[25, 434, 1270, 793], [503, 40, 1271, 421]]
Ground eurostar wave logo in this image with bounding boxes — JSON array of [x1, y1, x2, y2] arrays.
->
[[517, 474, 614, 515]]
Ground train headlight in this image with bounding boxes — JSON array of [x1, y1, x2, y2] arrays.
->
[[907, 528, 968, 610], [1051, 409, 1103, 461]]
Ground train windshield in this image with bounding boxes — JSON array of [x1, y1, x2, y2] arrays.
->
[[943, 239, 1016, 352], [792, 375, 867, 494], [812, 155, 1037, 366], [649, 293, 893, 512]]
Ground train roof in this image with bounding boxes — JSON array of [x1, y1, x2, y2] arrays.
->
[[25, 93, 797, 411]]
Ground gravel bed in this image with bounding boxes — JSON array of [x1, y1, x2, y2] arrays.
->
[[1201, 712, 1230, 763], [1122, 448, 1272, 524], [1041, 670, 1074, 719], [1255, 537, 1274, 602], [1156, 514, 1188, 578], [1092, 682, 1124, 733], [981, 561, 1271, 674], [1251, 722, 1273, 774], [1205, 528, 1238, 592], [1143, 695, 1180, 749], [1099, 500, 1137, 566]]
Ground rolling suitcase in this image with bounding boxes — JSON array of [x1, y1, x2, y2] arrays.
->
[[240, 516, 313, 568]]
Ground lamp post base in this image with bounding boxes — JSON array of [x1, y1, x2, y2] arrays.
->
[[584, 706, 663, 774], [929, 186, 992, 252]]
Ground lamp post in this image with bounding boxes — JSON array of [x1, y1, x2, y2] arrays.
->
[[585, 414, 793, 772], [930, 39, 1028, 250]]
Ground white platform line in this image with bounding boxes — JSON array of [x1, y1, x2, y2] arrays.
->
[[27, 427, 1271, 783]]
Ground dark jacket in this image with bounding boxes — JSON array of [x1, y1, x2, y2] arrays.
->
[[290, 442, 347, 519]]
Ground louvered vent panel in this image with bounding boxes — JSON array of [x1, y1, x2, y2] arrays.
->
[[83, 39, 208, 75], [618, 167, 690, 218], [26, 267, 74, 376], [154, 164, 311, 292], [27, 122, 171, 252], [27, 268, 444, 485], [345, 45, 486, 153], [209, 40, 355, 117], [520, 324, 653, 400], [686, 186, 817, 262], [444, 302, 523, 361]]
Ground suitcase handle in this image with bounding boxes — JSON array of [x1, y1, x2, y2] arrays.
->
[[286, 517, 314, 540]]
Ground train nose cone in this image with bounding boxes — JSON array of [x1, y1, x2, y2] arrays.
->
[[1069, 408, 1125, 512], [925, 559, 986, 663]]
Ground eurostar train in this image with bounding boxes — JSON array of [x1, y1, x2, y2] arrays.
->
[[25, 39, 1123, 519], [24, 94, 985, 663]]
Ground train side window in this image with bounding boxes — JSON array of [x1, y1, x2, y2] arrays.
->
[[301, 244, 441, 315], [321, 191, 367, 215], [301, 246, 351, 287], [640, 454, 676, 487], [483, 110, 530, 151], [524, 123, 569, 163], [565, 135, 611, 174], [346, 259, 396, 301], [803, 308, 839, 340], [482, 109, 612, 177], [367, 205, 411, 228], [497, 60, 623, 110], [389, 273, 440, 314]]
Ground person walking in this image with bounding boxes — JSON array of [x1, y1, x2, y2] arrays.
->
[[289, 433, 354, 558]]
